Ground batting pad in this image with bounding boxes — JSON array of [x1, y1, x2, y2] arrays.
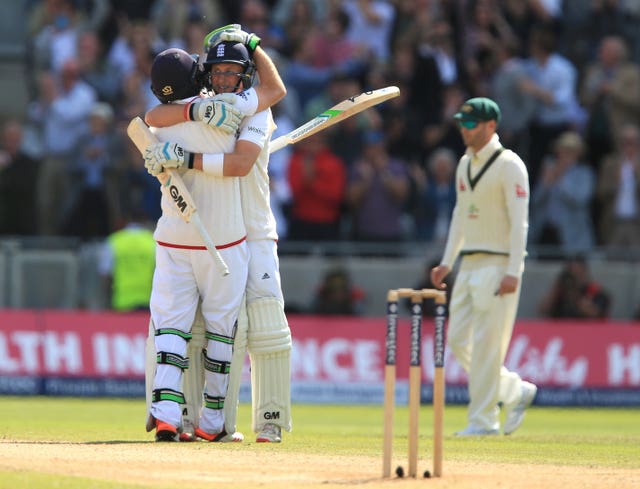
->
[[247, 298, 292, 433], [182, 310, 206, 434], [225, 297, 248, 434], [145, 319, 156, 432]]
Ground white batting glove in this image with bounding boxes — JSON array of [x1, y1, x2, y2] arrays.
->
[[186, 94, 242, 133], [218, 28, 261, 53], [144, 142, 193, 176]]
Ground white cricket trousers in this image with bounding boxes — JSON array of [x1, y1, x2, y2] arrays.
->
[[447, 258, 525, 431], [150, 242, 249, 432]]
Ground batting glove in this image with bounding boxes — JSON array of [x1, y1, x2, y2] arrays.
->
[[144, 142, 194, 176], [186, 94, 242, 133], [218, 28, 261, 54], [203, 23, 241, 53]]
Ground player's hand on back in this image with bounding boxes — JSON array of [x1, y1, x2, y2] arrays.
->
[[144, 142, 193, 176], [187, 94, 242, 133]]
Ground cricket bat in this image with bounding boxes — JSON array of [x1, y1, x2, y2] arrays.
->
[[269, 86, 400, 154], [126, 116, 229, 276]]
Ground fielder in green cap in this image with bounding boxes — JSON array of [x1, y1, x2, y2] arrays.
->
[[453, 97, 502, 127], [431, 96, 536, 437]]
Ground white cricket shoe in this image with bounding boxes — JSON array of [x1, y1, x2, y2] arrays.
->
[[256, 423, 282, 443], [454, 426, 499, 436], [504, 381, 537, 435]]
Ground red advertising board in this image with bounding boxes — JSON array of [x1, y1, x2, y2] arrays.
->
[[1, 310, 639, 404]]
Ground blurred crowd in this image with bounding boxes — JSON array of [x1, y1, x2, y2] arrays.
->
[[2, 0, 640, 260]]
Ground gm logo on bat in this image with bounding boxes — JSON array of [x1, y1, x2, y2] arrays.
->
[[169, 185, 188, 213]]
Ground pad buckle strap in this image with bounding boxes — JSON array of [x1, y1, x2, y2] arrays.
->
[[203, 353, 231, 374], [203, 393, 225, 410], [152, 388, 185, 404], [157, 351, 189, 370], [155, 328, 193, 342], [205, 331, 234, 345]]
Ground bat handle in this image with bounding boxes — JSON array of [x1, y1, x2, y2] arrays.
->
[[268, 135, 289, 154], [191, 213, 230, 276]]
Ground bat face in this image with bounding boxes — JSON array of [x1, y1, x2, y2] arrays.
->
[[269, 86, 400, 154]]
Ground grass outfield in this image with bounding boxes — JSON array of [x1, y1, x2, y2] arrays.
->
[[0, 396, 639, 489]]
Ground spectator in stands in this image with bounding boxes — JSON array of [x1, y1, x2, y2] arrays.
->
[[98, 209, 156, 312], [304, 74, 375, 167], [28, 60, 97, 235], [0, 120, 41, 236], [106, 18, 164, 81], [76, 30, 124, 105], [538, 256, 611, 319], [461, 0, 519, 96], [521, 25, 584, 187], [239, 0, 285, 52], [346, 130, 410, 243], [420, 83, 467, 163], [118, 129, 162, 226], [269, 103, 296, 240], [279, 0, 320, 58], [490, 39, 537, 160], [342, 0, 396, 65], [151, 0, 223, 48], [405, 18, 451, 133], [529, 131, 596, 257], [596, 123, 640, 251], [287, 131, 347, 241], [311, 266, 365, 315], [308, 4, 366, 70], [30, 0, 83, 76], [411, 147, 457, 243], [62, 101, 117, 240], [580, 35, 640, 169]]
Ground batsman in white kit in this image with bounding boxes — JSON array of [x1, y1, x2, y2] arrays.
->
[[143, 26, 292, 442]]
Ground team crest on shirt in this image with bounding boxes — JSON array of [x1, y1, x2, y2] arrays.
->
[[458, 178, 467, 191], [515, 183, 528, 198], [467, 203, 479, 219]]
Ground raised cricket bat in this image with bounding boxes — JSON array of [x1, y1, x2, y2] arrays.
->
[[269, 86, 400, 154], [126, 116, 230, 276]]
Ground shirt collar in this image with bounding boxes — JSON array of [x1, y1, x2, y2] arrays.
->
[[466, 133, 501, 162]]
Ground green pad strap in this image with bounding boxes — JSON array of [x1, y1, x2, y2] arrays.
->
[[203, 352, 231, 374], [205, 331, 234, 345], [155, 328, 193, 341], [157, 351, 189, 370], [152, 388, 185, 404], [203, 394, 224, 410]]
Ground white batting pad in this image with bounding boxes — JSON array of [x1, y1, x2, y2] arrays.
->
[[181, 309, 206, 433], [145, 319, 156, 432], [224, 296, 248, 434], [247, 298, 292, 433]]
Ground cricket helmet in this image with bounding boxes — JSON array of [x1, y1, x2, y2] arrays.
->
[[150, 48, 208, 103]]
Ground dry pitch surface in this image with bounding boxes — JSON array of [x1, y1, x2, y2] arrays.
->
[[2, 440, 639, 489]]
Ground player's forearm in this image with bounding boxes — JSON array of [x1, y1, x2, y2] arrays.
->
[[252, 46, 286, 112], [145, 104, 184, 127], [189, 140, 261, 177]]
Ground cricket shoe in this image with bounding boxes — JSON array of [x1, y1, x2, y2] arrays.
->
[[256, 423, 281, 443], [454, 426, 499, 436], [155, 419, 179, 442], [194, 427, 244, 442], [504, 381, 538, 435], [179, 432, 196, 442]]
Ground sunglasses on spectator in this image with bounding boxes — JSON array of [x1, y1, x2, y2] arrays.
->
[[457, 120, 480, 129]]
